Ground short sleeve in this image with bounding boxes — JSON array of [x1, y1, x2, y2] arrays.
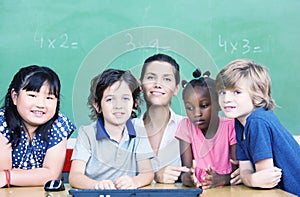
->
[[47, 113, 76, 149], [135, 136, 155, 162], [175, 118, 192, 143], [0, 109, 9, 140], [246, 118, 273, 163], [71, 125, 93, 162]]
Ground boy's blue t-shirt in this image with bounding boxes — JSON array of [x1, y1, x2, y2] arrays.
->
[[235, 107, 300, 196]]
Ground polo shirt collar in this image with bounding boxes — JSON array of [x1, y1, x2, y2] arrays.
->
[[96, 119, 136, 140]]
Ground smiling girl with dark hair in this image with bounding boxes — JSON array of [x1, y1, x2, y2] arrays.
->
[[0, 65, 75, 187]]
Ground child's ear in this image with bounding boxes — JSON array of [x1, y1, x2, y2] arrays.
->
[[133, 98, 140, 110], [11, 89, 18, 105], [93, 103, 101, 113]]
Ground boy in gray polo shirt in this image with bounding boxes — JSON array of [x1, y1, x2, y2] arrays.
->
[[69, 69, 154, 189]]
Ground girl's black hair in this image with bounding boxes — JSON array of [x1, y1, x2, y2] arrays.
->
[[3, 65, 61, 148], [182, 69, 217, 101], [88, 68, 141, 121]]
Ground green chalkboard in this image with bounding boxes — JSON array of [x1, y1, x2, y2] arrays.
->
[[1, 0, 300, 136]]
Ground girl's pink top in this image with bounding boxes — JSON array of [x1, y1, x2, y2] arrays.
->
[[176, 117, 236, 181]]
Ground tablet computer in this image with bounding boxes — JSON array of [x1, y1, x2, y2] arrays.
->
[[69, 188, 202, 197]]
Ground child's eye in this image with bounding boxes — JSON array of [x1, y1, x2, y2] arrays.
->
[[105, 98, 113, 102], [122, 96, 131, 101], [185, 106, 194, 111], [46, 95, 56, 100], [234, 90, 242, 94], [218, 90, 225, 95], [200, 104, 209, 109], [27, 92, 37, 97]]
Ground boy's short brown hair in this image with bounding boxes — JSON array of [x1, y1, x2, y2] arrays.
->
[[216, 59, 275, 110]]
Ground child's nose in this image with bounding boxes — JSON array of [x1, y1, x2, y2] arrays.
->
[[223, 94, 233, 103], [194, 107, 202, 117], [113, 99, 123, 109], [36, 97, 45, 107]]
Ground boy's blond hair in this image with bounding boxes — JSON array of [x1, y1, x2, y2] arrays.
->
[[216, 59, 275, 110]]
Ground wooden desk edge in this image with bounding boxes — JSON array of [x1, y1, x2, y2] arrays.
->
[[0, 183, 296, 197]]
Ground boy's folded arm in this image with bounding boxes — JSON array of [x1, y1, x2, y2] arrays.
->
[[239, 160, 255, 187], [240, 159, 282, 188]]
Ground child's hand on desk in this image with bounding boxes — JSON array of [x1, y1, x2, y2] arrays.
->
[[230, 168, 241, 185], [94, 180, 116, 190], [200, 166, 225, 189], [114, 175, 137, 189], [181, 160, 202, 188], [191, 160, 202, 188], [252, 167, 282, 188], [155, 165, 190, 184], [230, 159, 242, 185]]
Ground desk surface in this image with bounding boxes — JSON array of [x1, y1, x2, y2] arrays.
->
[[0, 183, 296, 197]]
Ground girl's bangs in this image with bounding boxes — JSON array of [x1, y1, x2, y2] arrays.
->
[[22, 74, 59, 97]]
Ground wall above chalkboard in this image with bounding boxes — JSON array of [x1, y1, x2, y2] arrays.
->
[[1, 0, 299, 136]]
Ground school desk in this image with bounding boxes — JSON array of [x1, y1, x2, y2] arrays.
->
[[0, 183, 296, 197]]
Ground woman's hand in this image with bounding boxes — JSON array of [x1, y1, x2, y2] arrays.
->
[[155, 165, 190, 184]]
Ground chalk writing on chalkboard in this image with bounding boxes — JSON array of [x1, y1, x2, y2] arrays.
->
[[218, 35, 262, 55], [34, 32, 79, 49], [125, 33, 170, 53]]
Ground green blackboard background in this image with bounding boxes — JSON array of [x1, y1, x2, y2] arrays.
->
[[1, 0, 299, 137]]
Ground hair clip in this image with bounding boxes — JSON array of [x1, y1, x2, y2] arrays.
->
[[181, 80, 188, 88], [203, 71, 211, 78], [193, 69, 211, 78], [181, 69, 211, 89]]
